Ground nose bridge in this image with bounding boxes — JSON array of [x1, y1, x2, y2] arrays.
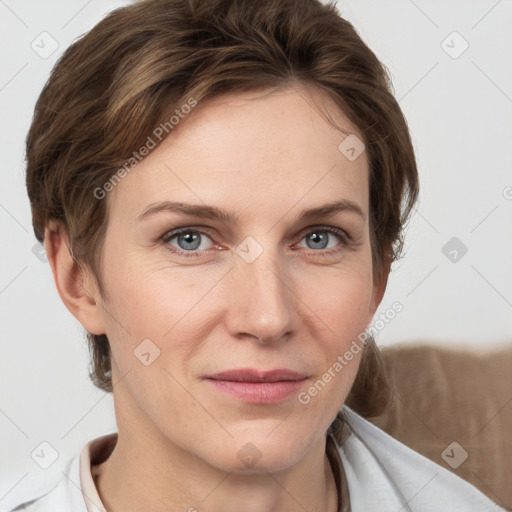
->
[[228, 236, 295, 343]]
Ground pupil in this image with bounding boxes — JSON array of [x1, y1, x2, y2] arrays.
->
[[309, 231, 328, 249], [180, 232, 200, 250]]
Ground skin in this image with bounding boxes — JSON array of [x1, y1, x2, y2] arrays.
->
[[45, 85, 388, 512]]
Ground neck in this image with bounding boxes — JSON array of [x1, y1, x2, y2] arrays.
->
[[94, 422, 338, 512]]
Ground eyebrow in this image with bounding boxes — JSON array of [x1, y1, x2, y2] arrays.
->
[[137, 199, 366, 224]]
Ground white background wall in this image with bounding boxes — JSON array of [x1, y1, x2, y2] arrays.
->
[[1, 0, 511, 505]]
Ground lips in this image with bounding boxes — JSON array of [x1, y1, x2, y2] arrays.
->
[[203, 368, 308, 404], [205, 368, 306, 383]]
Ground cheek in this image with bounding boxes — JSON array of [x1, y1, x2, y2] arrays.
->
[[297, 261, 373, 406], [296, 274, 371, 425], [99, 252, 222, 367], [301, 261, 374, 336]]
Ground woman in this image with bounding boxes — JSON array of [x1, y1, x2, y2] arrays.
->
[[6, 0, 505, 510]]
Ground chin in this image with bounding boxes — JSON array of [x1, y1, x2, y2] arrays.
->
[[204, 428, 318, 474]]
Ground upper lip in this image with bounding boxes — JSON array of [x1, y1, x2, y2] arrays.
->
[[204, 368, 307, 383]]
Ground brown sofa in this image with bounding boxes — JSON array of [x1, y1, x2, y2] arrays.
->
[[370, 343, 512, 511]]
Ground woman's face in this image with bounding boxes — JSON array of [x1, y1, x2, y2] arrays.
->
[[89, 86, 384, 472]]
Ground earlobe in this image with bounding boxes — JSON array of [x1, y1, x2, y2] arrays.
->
[[44, 220, 106, 335]]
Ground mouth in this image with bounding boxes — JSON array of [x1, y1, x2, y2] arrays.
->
[[203, 368, 308, 404]]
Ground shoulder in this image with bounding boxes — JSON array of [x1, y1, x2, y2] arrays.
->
[[338, 405, 507, 512], [1, 448, 87, 512]]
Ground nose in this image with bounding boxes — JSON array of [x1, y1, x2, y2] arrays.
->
[[225, 241, 296, 345]]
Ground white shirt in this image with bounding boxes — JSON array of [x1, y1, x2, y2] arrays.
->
[[1, 405, 506, 512]]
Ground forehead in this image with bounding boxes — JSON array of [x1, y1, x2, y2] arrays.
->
[[108, 86, 369, 222]]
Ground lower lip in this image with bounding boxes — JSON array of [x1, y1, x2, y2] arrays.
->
[[205, 379, 306, 404]]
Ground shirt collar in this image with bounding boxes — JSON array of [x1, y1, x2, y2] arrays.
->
[[79, 432, 117, 512]]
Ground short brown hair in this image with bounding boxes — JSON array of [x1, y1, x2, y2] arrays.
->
[[25, 0, 418, 425]]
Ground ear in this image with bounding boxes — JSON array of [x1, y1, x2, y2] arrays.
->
[[44, 220, 106, 335]]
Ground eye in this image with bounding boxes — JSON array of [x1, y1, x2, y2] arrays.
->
[[161, 225, 350, 259], [295, 227, 348, 253], [162, 228, 215, 257]]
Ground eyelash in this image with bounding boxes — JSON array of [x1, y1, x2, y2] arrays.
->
[[160, 226, 351, 259]]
